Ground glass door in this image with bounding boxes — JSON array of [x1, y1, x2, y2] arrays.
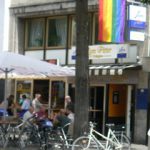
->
[[89, 86, 104, 133]]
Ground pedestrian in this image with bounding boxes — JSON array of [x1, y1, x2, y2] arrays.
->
[[7, 95, 15, 116], [65, 95, 74, 114], [32, 93, 43, 113], [0, 94, 15, 116], [17, 94, 31, 118]]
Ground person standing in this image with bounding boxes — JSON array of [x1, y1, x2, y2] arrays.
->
[[65, 95, 74, 114], [17, 94, 31, 118], [21, 95, 31, 110], [7, 95, 15, 116], [0, 94, 14, 116], [32, 93, 43, 113]]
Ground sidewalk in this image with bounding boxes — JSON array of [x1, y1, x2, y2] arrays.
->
[[0, 144, 148, 150], [131, 144, 148, 150]]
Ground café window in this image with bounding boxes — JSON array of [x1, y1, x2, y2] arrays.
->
[[16, 80, 32, 104], [47, 17, 67, 48], [25, 18, 45, 49], [51, 81, 65, 110], [33, 80, 49, 104]]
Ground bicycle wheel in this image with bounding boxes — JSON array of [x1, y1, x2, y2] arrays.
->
[[115, 134, 131, 150], [72, 136, 99, 150], [19, 126, 41, 149], [0, 127, 5, 147], [47, 129, 65, 150]]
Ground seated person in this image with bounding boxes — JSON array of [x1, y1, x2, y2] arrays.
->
[[53, 109, 71, 133], [66, 108, 74, 136], [23, 106, 34, 121], [35, 107, 46, 120]]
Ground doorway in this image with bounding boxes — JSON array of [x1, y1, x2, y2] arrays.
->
[[107, 84, 127, 124], [33, 80, 49, 104], [89, 86, 104, 133]]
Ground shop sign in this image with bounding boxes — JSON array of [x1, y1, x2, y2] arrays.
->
[[128, 5, 146, 29], [89, 44, 128, 59], [71, 44, 128, 60], [136, 89, 148, 109], [129, 30, 145, 41], [117, 46, 127, 58]]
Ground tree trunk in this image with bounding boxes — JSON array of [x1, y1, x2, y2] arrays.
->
[[74, 0, 89, 139]]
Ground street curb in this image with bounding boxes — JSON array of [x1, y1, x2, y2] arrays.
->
[[131, 144, 148, 150]]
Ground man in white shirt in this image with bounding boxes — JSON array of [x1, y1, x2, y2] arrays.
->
[[18, 94, 31, 118], [32, 94, 43, 113], [21, 95, 31, 110], [23, 106, 34, 121]]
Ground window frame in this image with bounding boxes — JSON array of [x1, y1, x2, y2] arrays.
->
[[46, 16, 68, 49], [25, 18, 46, 50]]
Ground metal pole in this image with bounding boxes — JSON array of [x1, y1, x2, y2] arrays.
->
[[147, 72, 150, 146], [4, 68, 8, 102], [3, 69, 9, 120], [0, 68, 14, 119]]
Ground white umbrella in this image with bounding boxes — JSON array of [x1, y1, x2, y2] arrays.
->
[[0, 51, 74, 78], [0, 51, 75, 100]]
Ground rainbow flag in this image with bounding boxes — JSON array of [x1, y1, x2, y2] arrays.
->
[[98, 0, 126, 43]]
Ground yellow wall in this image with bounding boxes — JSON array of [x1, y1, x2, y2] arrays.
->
[[108, 84, 127, 117]]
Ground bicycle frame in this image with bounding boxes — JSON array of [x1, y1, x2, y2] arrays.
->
[[86, 123, 123, 150]]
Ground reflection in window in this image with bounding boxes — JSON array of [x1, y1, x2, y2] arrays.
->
[[71, 16, 76, 46], [47, 17, 67, 47], [94, 14, 101, 44], [51, 81, 65, 109], [27, 19, 45, 48]]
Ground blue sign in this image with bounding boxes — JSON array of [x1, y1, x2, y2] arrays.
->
[[128, 20, 146, 29], [117, 47, 127, 58], [117, 53, 127, 58], [136, 89, 148, 109], [72, 55, 76, 60]]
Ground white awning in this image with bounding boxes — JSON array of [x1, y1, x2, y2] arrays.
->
[[63, 64, 141, 76]]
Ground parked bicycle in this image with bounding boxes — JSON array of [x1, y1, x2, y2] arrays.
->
[[72, 122, 130, 150], [47, 122, 73, 150], [106, 123, 130, 150]]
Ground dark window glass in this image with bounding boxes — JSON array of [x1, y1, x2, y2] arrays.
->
[[47, 17, 67, 47], [27, 19, 45, 48]]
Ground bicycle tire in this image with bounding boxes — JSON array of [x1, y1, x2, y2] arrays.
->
[[72, 136, 99, 150], [19, 126, 42, 149], [0, 127, 5, 147], [47, 129, 65, 150], [115, 134, 131, 150]]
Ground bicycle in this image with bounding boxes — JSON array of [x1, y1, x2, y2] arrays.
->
[[72, 122, 130, 150], [107, 124, 130, 150], [47, 122, 73, 149]]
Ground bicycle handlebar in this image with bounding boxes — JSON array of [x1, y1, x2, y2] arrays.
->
[[106, 123, 125, 131], [89, 121, 97, 127]]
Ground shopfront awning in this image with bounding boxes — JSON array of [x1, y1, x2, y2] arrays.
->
[[63, 63, 142, 76]]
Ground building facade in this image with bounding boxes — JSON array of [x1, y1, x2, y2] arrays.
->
[[9, 0, 150, 144]]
